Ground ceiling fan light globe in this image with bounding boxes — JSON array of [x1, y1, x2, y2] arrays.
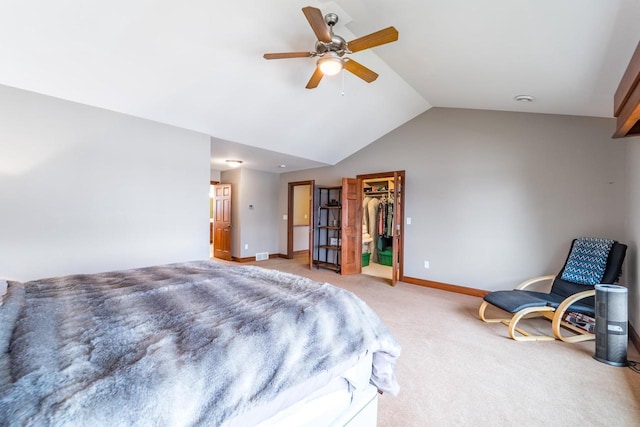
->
[[317, 54, 344, 76]]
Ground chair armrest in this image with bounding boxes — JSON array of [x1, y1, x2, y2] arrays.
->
[[554, 289, 596, 316], [515, 275, 556, 291], [551, 289, 596, 342]]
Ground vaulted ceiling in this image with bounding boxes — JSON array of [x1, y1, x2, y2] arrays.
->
[[1, 1, 638, 172]]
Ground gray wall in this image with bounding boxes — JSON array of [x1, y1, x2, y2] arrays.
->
[[220, 167, 241, 258], [625, 138, 640, 334], [279, 108, 627, 291], [0, 85, 211, 281], [5, 83, 637, 335], [221, 167, 280, 259]]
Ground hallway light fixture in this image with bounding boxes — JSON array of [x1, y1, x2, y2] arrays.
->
[[225, 160, 243, 168]]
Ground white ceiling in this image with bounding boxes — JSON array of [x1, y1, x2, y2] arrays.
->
[[1, 1, 639, 173]]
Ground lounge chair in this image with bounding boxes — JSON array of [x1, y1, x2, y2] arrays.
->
[[478, 237, 627, 342]]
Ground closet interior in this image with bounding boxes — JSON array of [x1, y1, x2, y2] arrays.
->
[[362, 177, 395, 278]]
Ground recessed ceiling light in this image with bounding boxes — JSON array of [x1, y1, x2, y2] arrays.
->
[[278, 164, 287, 168], [514, 95, 534, 103], [225, 159, 243, 168]]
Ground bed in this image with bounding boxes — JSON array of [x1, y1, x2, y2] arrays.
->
[[0, 260, 400, 426]]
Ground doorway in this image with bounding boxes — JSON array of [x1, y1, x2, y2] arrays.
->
[[212, 183, 232, 261], [209, 180, 219, 258], [357, 171, 405, 285], [287, 180, 314, 267]]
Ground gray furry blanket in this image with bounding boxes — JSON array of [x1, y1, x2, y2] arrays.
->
[[0, 261, 400, 426]]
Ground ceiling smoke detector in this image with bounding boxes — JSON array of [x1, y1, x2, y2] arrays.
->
[[514, 95, 535, 103]]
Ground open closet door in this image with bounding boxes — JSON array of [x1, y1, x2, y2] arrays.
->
[[391, 172, 403, 286], [340, 178, 361, 275]]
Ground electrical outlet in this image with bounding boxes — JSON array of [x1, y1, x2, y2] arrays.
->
[[424, 261, 430, 269], [244, 244, 248, 250]]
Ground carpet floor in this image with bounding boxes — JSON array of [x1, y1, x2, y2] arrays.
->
[[240, 255, 640, 426]]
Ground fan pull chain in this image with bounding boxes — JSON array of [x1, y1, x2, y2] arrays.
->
[[341, 68, 345, 96]]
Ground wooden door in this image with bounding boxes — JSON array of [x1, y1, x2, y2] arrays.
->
[[213, 183, 232, 261], [340, 178, 361, 275], [391, 172, 402, 286]]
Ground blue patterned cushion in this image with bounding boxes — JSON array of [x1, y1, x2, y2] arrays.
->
[[561, 237, 614, 285]]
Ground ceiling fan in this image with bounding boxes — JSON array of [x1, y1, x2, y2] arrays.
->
[[263, 6, 398, 89]]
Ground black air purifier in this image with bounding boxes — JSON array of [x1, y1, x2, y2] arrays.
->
[[594, 284, 628, 366]]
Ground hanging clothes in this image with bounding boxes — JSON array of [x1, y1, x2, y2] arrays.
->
[[385, 198, 394, 238], [362, 196, 374, 256], [373, 196, 394, 254], [363, 196, 372, 235], [378, 198, 384, 236], [376, 197, 394, 238], [367, 197, 380, 262]]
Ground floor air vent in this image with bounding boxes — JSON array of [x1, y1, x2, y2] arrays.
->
[[255, 252, 269, 261]]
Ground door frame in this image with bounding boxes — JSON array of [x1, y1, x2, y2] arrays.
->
[[209, 180, 219, 245], [287, 180, 315, 265], [357, 170, 406, 285]]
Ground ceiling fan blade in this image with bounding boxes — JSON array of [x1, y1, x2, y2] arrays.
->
[[302, 6, 332, 43], [263, 52, 314, 60], [306, 67, 324, 89], [344, 59, 379, 83], [348, 26, 399, 53]]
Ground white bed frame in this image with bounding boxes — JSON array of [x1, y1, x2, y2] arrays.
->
[[331, 385, 379, 427], [253, 384, 379, 427]]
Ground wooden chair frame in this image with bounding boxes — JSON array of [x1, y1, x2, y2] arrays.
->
[[478, 275, 596, 342]]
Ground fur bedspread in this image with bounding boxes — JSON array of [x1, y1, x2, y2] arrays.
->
[[0, 261, 400, 426]]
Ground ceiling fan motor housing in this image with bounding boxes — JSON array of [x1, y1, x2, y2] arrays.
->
[[313, 13, 347, 55], [315, 35, 347, 55]]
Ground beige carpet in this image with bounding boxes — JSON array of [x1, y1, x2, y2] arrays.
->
[[240, 255, 640, 426]]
